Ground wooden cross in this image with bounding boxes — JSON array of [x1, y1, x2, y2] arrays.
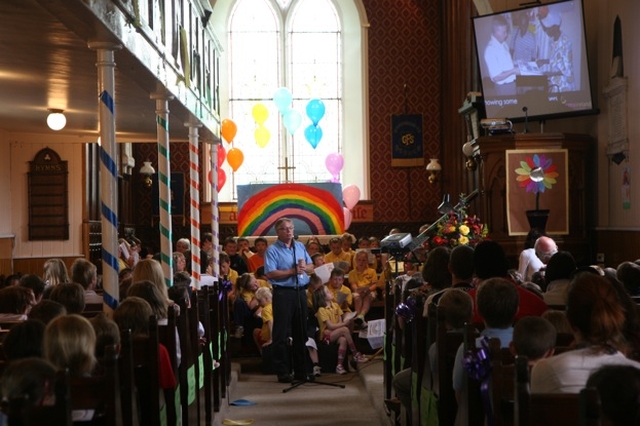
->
[[277, 157, 296, 182]]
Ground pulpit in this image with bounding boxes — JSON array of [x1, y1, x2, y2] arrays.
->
[[475, 133, 594, 266]]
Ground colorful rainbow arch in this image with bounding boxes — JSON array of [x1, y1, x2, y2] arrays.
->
[[237, 183, 345, 236]]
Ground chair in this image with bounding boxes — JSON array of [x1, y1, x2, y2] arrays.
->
[[514, 356, 602, 426], [489, 338, 516, 426], [81, 303, 104, 318], [68, 344, 123, 425]]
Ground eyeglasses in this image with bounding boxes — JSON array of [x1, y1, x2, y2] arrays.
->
[[278, 226, 295, 231]]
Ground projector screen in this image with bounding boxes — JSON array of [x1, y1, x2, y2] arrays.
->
[[472, 0, 596, 122]]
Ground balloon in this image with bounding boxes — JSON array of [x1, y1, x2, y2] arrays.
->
[[208, 169, 227, 191], [342, 184, 361, 210], [221, 119, 237, 144], [227, 147, 244, 172], [306, 98, 325, 126], [217, 145, 226, 168], [325, 152, 344, 179], [255, 125, 271, 148], [283, 109, 302, 135], [304, 124, 323, 149], [273, 87, 293, 113], [252, 103, 269, 124], [217, 168, 227, 191], [343, 207, 352, 230]]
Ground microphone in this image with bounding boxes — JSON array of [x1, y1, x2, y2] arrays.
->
[[297, 258, 305, 280]]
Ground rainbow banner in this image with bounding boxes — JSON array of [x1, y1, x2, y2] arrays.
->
[[237, 183, 344, 236]]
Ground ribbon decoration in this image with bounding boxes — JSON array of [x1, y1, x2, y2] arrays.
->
[[219, 277, 234, 302], [462, 336, 494, 426]]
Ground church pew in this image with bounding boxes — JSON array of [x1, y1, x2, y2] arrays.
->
[[197, 286, 216, 423], [158, 305, 178, 426]]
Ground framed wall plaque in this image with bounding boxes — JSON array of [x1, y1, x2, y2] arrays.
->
[[28, 148, 69, 240]]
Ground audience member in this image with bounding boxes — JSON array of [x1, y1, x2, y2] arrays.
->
[[327, 268, 353, 313], [348, 249, 380, 327], [424, 244, 474, 314], [113, 297, 177, 390], [324, 237, 351, 271], [131, 259, 173, 308], [89, 313, 121, 359], [28, 299, 67, 325], [44, 314, 97, 377], [531, 273, 640, 393], [311, 252, 325, 268], [517, 228, 545, 282], [19, 274, 46, 303], [305, 239, 323, 257], [42, 258, 70, 296], [312, 286, 368, 375], [247, 237, 268, 273], [420, 246, 452, 301], [541, 309, 573, 335], [617, 261, 640, 296], [175, 238, 190, 253], [0, 358, 58, 423], [510, 316, 557, 366], [469, 240, 547, 322], [453, 277, 519, 401], [172, 251, 188, 273], [2, 319, 45, 361], [223, 237, 248, 275], [341, 233, 356, 268], [0, 286, 36, 321], [231, 273, 264, 341], [252, 287, 273, 356], [543, 251, 576, 305], [49, 282, 85, 314], [70, 258, 102, 305], [534, 235, 558, 265], [586, 364, 640, 426]]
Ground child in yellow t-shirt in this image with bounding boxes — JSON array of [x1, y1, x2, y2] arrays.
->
[[252, 287, 272, 355], [348, 250, 380, 328], [312, 286, 369, 374], [327, 268, 353, 312]]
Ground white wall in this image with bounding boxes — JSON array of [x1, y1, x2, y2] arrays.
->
[[6, 132, 86, 259]]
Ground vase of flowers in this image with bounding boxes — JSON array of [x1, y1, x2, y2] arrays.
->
[[427, 212, 489, 249], [515, 153, 558, 231]]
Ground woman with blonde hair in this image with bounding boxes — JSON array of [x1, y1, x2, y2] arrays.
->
[[44, 314, 97, 377], [42, 258, 70, 299], [132, 258, 170, 305]]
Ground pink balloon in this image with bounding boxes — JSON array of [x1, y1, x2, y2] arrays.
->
[[343, 207, 352, 230], [342, 184, 361, 210], [325, 153, 344, 179]]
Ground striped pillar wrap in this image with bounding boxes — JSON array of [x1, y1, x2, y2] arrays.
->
[[90, 42, 121, 314], [152, 94, 174, 288], [187, 124, 202, 288], [211, 142, 220, 280]]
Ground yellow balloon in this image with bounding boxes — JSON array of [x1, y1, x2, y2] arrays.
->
[[252, 103, 269, 125], [255, 125, 271, 148], [227, 147, 244, 172]]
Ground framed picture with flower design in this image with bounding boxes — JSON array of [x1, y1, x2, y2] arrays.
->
[[506, 149, 569, 235]]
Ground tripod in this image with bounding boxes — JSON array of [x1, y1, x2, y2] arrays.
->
[[282, 243, 345, 393]]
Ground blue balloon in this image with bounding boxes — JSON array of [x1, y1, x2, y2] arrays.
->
[[283, 109, 302, 135], [306, 98, 325, 126], [273, 87, 293, 114], [304, 124, 323, 149]]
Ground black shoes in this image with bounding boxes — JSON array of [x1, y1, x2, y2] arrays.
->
[[277, 373, 294, 383]]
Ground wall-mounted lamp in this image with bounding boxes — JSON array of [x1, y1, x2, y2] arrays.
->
[[46, 109, 66, 131], [426, 158, 442, 184], [139, 160, 156, 188], [462, 139, 481, 171], [437, 194, 454, 214]]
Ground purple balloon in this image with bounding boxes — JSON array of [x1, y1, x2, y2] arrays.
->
[[325, 152, 344, 178]]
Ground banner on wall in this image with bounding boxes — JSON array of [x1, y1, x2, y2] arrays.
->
[[391, 114, 424, 167]]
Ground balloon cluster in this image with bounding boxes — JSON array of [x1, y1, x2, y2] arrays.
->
[[462, 336, 494, 425]]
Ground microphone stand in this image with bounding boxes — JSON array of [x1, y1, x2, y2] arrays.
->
[[282, 241, 345, 393]]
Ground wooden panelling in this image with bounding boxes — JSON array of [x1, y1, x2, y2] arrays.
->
[[595, 230, 640, 268], [13, 256, 79, 277]]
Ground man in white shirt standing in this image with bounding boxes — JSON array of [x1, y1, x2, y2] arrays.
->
[[484, 15, 520, 96]]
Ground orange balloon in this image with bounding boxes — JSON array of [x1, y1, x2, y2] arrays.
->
[[221, 119, 237, 144], [227, 147, 244, 172]]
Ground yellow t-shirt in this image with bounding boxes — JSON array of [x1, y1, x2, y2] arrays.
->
[[260, 303, 273, 341], [315, 301, 343, 338], [324, 251, 352, 265], [348, 267, 378, 289], [327, 284, 353, 312]]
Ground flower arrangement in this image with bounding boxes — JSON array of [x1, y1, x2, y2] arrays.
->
[[515, 153, 558, 210], [428, 212, 489, 249]]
